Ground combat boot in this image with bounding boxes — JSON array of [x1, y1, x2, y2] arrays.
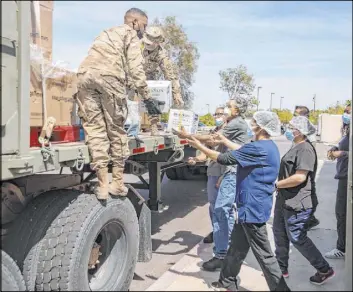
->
[[109, 166, 128, 197], [95, 168, 109, 200], [150, 116, 159, 136]]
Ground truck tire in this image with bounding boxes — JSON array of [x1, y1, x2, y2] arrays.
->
[[165, 168, 178, 180], [1, 250, 26, 291], [2, 190, 68, 291], [3, 190, 139, 291]]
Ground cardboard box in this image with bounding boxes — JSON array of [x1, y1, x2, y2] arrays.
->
[[139, 81, 172, 113], [30, 1, 53, 60], [167, 109, 199, 135], [40, 1, 54, 10], [30, 69, 78, 127], [30, 89, 45, 127], [47, 73, 77, 126]]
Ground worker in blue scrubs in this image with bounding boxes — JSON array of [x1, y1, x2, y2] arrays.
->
[[188, 111, 290, 291]]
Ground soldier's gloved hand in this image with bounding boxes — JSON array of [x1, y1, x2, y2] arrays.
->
[[143, 98, 164, 115]]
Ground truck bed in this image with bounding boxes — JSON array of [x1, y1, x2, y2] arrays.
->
[[1, 133, 189, 181]]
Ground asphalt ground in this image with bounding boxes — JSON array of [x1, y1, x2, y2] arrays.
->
[[130, 137, 334, 291]]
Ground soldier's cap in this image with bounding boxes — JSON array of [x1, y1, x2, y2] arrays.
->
[[143, 26, 165, 45]]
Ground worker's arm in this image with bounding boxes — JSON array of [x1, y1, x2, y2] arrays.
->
[[188, 152, 208, 165], [158, 48, 184, 107], [125, 30, 149, 100], [173, 127, 217, 145], [276, 170, 309, 189], [331, 150, 349, 159], [212, 132, 242, 151], [187, 137, 221, 161]]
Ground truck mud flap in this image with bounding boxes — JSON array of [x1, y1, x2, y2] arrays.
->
[[126, 184, 152, 263]]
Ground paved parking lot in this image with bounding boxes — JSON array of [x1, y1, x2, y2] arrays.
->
[[130, 137, 346, 291]]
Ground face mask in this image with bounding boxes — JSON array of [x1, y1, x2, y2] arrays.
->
[[342, 113, 351, 125], [137, 30, 144, 39], [215, 118, 224, 127], [250, 124, 261, 140], [285, 129, 294, 141], [134, 22, 145, 39], [224, 107, 230, 115]]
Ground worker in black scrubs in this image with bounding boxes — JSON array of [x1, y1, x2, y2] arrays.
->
[[188, 111, 290, 291], [274, 116, 335, 285]]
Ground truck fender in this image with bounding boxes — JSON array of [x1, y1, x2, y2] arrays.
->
[[126, 184, 152, 262]]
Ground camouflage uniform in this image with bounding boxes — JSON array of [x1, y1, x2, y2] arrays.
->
[[139, 27, 184, 135], [76, 24, 149, 199], [142, 27, 183, 107]]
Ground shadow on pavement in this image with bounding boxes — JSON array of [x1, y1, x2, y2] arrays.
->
[[137, 176, 209, 235], [152, 230, 203, 255]]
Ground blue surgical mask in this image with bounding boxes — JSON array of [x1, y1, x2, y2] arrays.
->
[[215, 118, 224, 127], [285, 129, 294, 141], [342, 113, 351, 125]]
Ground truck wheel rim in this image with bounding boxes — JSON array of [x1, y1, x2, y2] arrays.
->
[[88, 220, 127, 290]]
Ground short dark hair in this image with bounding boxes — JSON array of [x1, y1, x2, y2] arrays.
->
[[294, 105, 310, 117], [215, 106, 225, 112], [124, 8, 148, 19]]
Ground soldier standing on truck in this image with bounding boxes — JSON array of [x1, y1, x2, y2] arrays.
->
[[76, 8, 162, 201], [128, 26, 184, 136]]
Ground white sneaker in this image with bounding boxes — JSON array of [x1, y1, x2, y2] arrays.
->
[[325, 248, 345, 259]]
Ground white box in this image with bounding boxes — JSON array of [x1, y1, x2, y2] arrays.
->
[[167, 109, 199, 135], [317, 114, 342, 143], [139, 80, 172, 113]]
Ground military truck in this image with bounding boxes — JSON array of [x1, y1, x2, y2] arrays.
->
[[1, 1, 198, 290]]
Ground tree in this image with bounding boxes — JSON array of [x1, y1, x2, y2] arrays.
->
[[199, 113, 215, 126], [219, 65, 256, 101], [160, 112, 169, 123], [152, 16, 200, 110], [272, 109, 293, 124]]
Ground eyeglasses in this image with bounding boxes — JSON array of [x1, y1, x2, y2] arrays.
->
[[213, 113, 224, 117]]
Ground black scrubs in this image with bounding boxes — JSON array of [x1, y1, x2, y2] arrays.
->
[[273, 141, 331, 274]]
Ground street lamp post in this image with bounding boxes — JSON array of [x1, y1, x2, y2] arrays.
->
[[280, 96, 284, 110], [313, 94, 316, 112], [256, 86, 262, 111], [206, 104, 210, 114], [270, 93, 275, 111]]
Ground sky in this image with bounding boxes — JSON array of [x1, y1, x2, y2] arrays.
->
[[52, 1, 352, 115]]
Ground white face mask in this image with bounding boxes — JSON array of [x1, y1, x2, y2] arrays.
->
[[224, 107, 230, 115]]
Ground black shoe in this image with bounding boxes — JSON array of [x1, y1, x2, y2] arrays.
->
[[211, 281, 229, 291], [202, 257, 223, 271], [307, 216, 320, 230], [203, 232, 214, 244], [211, 278, 240, 291], [310, 267, 335, 285]]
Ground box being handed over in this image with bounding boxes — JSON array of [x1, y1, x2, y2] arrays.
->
[[139, 80, 172, 113], [167, 109, 199, 135]]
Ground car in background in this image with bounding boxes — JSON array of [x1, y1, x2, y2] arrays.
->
[[198, 122, 214, 132]]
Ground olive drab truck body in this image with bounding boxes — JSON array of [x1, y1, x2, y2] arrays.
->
[[1, 1, 198, 291]]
